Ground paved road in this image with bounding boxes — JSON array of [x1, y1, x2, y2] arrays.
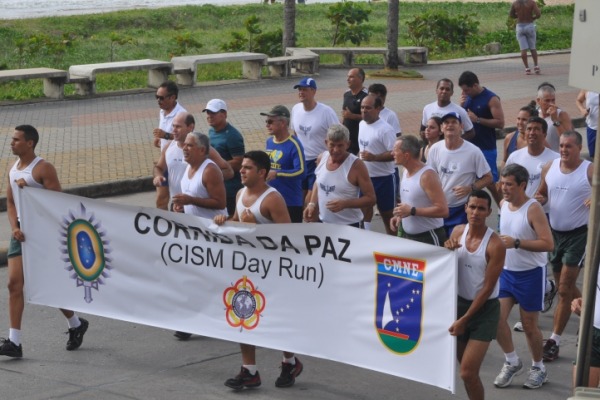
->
[[0, 190, 583, 400], [0, 52, 588, 399]]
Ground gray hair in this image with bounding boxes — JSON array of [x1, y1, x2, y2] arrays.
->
[[561, 130, 583, 146], [187, 131, 210, 150], [326, 124, 350, 142], [397, 135, 421, 159], [537, 83, 556, 98], [501, 163, 529, 187]]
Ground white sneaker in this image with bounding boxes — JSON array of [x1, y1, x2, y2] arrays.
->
[[513, 321, 524, 332], [494, 360, 524, 388], [523, 367, 548, 389]]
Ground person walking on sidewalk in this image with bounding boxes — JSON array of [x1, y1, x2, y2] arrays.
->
[[390, 135, 448, 245], [536, 130, 593, 363], [493, 164, 554, 390], [214, 151, 303, 390], [263, 105, 306, 223], [152, 81, 186, 211], [444, 190, 505, 400], [204, 99, 245, 216], [342, 68, 368, 155], [2, 125, 89, 358], [290, 77, 339, 206], [459, 70, 505, 205], [303, 124, 375, 227], [509, 0, 542, 75], [172, 132, 227, 219]]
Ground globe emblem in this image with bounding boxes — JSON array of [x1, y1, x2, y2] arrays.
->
[[232, 290, 257, 319]]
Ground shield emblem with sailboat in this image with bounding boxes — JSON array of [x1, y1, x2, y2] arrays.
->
[[374, 252, 424, 354]]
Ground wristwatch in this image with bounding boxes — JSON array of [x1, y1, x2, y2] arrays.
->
[[410, 206, 417, 216], [514, 239, 521, 249], [476, 117, 481, 124], [552, 120, 561, 127]]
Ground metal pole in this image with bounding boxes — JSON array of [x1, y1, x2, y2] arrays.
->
[[575, 109, 600, 388]]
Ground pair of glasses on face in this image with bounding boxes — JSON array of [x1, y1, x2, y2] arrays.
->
[[155, 94, 173, 101], [266, 119, 278, 125]]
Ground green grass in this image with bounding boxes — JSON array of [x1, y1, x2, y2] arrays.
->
[[0, 2, 574, 100]]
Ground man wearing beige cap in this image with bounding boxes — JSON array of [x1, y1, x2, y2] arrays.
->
[[262, 105, 306, 223], [203, 99, 245, 216]]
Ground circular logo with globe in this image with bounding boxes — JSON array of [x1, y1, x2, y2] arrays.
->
[[223, 276, 266, 331]]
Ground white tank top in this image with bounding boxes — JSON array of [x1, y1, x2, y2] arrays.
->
[[315, 152, 363, 225], [457, 224, 498, 301], [500, 199, 547, 271], [544, 110, 563, 152], [180, 159, 227, 219], [9, 156, 44, 220], [546, 158, 591, 231], [236, 187, 278, 225], [165, 140, 187, 198], [400, 165, 443, 234]]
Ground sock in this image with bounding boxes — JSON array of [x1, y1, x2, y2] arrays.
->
[[550, 333, 561, 345], [243, 365, 257, 375], [504, 351, 519, 366], [364, 222, 372, 231], [9, 328, 21, 346], [532, 360, 545, 372], [284, 356, 296, 365], [67, 314, 81, 329]]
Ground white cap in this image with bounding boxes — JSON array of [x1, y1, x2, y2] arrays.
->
[[203, 99, 227, 113]]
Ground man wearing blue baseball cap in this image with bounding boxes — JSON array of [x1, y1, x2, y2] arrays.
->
[[291, 77, 339, 206], [426, 111, 492, 236]]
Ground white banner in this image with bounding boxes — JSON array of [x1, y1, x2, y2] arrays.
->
[[19, 187, 457, 392]]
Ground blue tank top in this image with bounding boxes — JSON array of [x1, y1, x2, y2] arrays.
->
[[464, 87, 498, 151], [506, 131, 519, 157]]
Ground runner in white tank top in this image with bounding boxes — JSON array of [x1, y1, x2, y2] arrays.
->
[[235, 187, 278, 224], [9, 156, 44, 221], [180, 158, 227, 218]]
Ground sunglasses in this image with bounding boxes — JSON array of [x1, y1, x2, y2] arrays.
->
[[265, 119, 278, 125], [155, 94, 172, 101]]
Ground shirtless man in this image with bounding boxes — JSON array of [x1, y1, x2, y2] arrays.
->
[[509, 0, 542, 74]]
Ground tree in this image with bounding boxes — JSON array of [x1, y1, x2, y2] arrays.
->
[[283, 0, 296, 52], [385, 0, 399, 70]]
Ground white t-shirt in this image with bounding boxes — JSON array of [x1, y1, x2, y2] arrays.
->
[[506, 147, 559, 213], [165, 140, 188, 198], [380, 107, 402, 135], [159, 102, 186, 150], [291, 102, 339, 160], [427, 140, 490, 207], [422, 101, 474, 132], [358, 118, 396, 177]]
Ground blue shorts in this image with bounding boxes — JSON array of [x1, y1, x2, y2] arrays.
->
[[161, 169, 169, 187], [587, 126, 597, 158], [303, 159, 317, 191], [444, 204, 467, 237], [370, 174, 396, 213], [499, 266, 545, 312], [481, 149, 498, 182]]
